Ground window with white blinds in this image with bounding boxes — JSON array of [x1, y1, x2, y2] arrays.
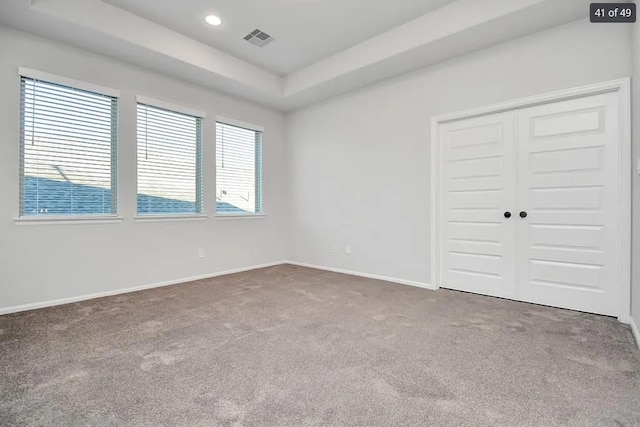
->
[[137, 103, 203, 215], [20, 76, 118, 217], [216, 122, 263, 215]]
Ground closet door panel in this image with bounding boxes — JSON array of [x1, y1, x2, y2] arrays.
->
[[515, 93, 620, 315], [439, 112, 517, 299]]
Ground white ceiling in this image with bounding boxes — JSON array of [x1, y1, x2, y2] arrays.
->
[[104, 0, 455, 76], [0, 0, 592, 111]]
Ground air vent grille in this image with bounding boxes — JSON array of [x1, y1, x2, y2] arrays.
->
[[244, 29, 274, 47]]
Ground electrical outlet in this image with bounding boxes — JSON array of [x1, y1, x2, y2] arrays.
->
[[198, 248, 205, 258], [332, 245, 339, 255], [345, 244, 352, 255]]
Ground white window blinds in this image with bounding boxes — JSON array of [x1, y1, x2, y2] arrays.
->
[[137, 103, 203, 215], [20, 76, 118, 216], [216, 122, 263, 215]]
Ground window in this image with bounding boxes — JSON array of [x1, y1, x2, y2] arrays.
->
[[20, 75, 118, 217], [216, 122, 263, 215], [136, 102, 203, 216]]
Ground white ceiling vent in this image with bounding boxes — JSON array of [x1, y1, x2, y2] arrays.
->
[[243, 29, 274, 48]]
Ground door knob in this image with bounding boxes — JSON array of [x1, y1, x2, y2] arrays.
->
[[504, 211, 511, 218], [519, 211, 528, 218]]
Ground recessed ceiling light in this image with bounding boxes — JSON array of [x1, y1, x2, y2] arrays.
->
[[205, 15, 222, 26]]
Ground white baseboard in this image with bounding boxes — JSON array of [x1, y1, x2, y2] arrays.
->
[[630, 317, 640, 351], [0, 261, 286, 316], [284, 261, 435, 291], [0, 260, 433, 316]]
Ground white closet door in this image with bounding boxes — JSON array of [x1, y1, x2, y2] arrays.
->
[[439, 111, 517, 299], [515, 92, 620, 316]]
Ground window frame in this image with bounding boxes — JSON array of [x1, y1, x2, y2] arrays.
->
[[15, 68, 122, 224], [214, 117, 265, 218], [134, 96, 207, 220]]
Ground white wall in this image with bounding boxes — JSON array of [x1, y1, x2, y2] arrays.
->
[[632, 20, 640, 328], [287, 19, 632, 286], [0, 27, 289, 312]]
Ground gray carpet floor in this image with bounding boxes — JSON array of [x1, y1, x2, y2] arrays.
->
[[1, 264, 639, 426]]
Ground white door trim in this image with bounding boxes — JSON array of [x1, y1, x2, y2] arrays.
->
[[430, 78, 632, 323]]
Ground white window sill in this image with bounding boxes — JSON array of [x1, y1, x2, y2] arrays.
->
[[134, 214, 208, 223], [14, 216, 124, 225], [215, 213, 265, 220]]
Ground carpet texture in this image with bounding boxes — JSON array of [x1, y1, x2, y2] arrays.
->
[[1, 265, 639, 426]]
